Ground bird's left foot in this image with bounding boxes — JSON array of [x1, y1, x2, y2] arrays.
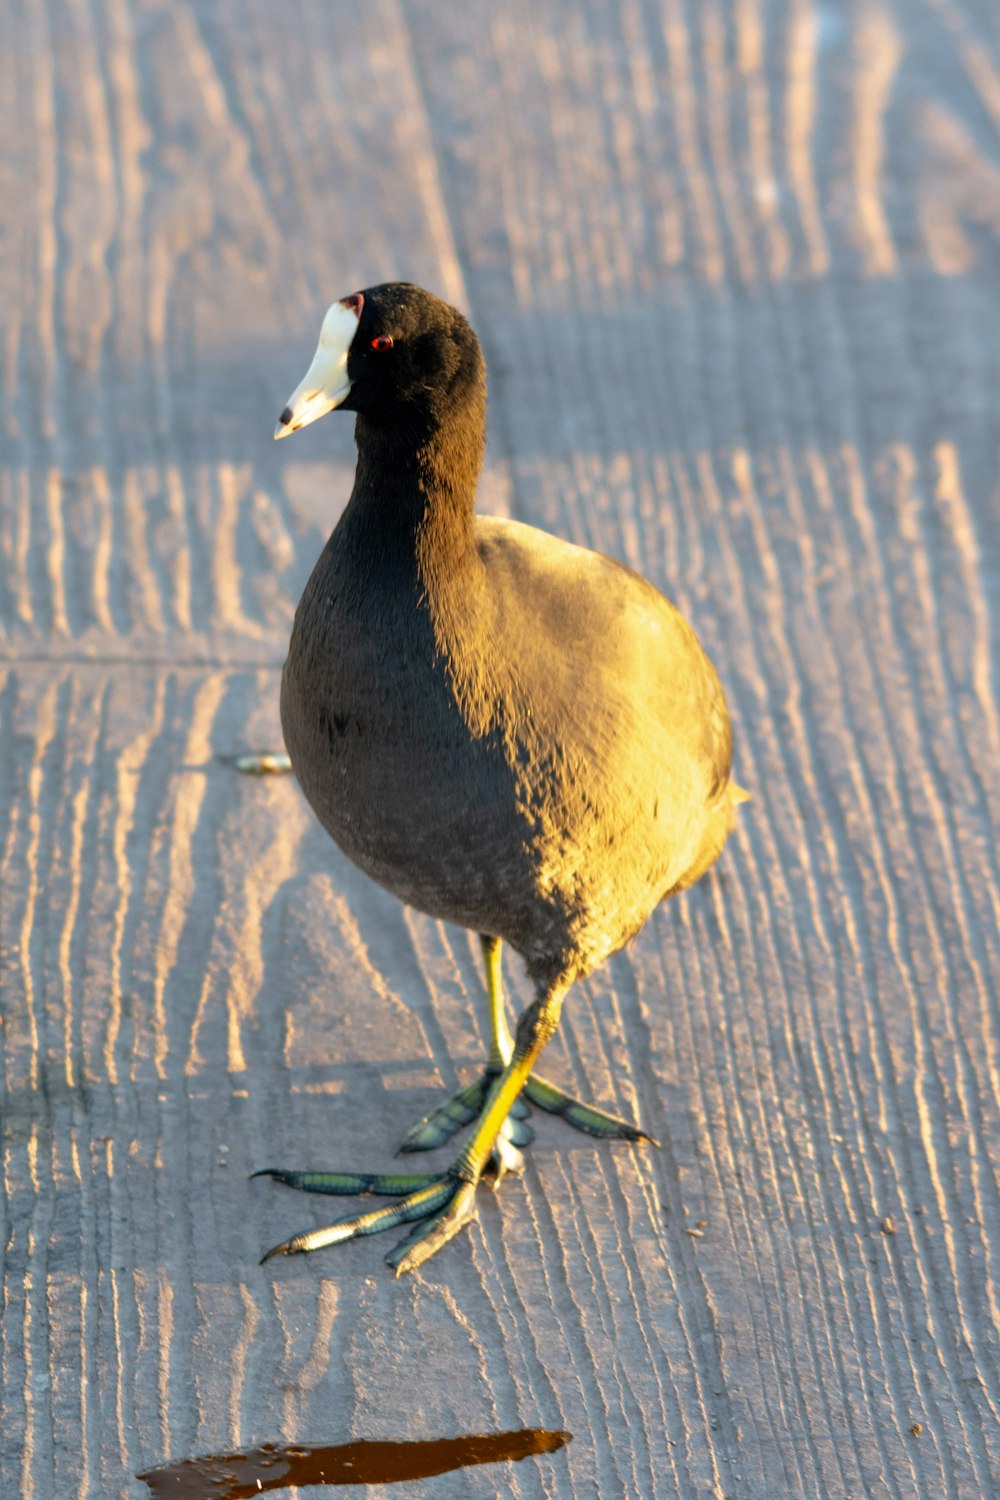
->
[[254, 1165, 505, 1275], [400, 1069, 657, 1152]]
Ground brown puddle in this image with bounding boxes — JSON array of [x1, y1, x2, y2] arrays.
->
[[137, 1429, 572, 1497]]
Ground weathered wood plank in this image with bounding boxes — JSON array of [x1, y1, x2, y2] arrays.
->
[[2, 0, 999, 1497]]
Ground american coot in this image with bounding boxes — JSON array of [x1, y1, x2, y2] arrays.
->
[[256, 283, 747, 1275]]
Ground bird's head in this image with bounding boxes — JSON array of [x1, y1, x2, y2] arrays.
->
[[274, 283, 484, 439]]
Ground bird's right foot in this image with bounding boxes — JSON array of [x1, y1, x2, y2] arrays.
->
[[398, 1072, 531, 1151], [523, 1072, 658, 1144], [399, 1069, 657, 1152]]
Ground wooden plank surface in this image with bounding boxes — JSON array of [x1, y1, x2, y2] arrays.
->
[[2, 0, 999, 1495]]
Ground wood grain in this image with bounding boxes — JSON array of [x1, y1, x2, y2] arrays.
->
[[2, 0, 999, 1496]]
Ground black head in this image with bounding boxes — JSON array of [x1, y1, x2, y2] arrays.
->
[[275, 283, 485, 438]]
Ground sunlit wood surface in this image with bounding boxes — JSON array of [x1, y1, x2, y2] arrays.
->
[[3, 1, 1000, 1495]]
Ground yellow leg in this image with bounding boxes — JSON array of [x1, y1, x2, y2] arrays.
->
[[401, 936, 653, 1153], [257, 983, 568, 1275], [482, 935, 513, 1071], [398, 935, 530, 1155], [389, 985, 569, 1274]]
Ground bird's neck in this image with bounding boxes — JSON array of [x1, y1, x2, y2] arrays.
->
[[344, 396, 485, 590], [327, 390, 504, 734]]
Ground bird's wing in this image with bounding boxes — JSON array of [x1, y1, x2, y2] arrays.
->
[[473, 515, 734, 809]]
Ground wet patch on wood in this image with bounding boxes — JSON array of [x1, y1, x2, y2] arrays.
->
[[137, 1429, 572, 1497]]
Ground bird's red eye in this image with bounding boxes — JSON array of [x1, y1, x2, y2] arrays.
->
[[371, 335, 394, 351]]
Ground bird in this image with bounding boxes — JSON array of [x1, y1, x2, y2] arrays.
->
[[255, 282, 748, 1276]]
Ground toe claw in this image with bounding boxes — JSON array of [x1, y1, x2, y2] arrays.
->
[[383, 1214, 447, 1272], [260, 1235, 303, 1264]]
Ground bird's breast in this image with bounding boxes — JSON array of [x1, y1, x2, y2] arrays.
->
[[278, 601, 537, 929]]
